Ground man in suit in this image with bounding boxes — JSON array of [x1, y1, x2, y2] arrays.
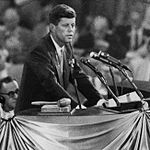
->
[[115, 10, 145, 54], [15, 4, 104, 114], [0, 76, 19, 119]]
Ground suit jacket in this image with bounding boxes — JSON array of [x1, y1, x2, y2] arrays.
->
[[15, 33, 102, 113]]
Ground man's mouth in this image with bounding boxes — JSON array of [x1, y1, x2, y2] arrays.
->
[[66, 35, 73, 39]]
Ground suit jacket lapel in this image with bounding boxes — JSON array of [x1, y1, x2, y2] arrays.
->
[[44, 34, 64, 85]]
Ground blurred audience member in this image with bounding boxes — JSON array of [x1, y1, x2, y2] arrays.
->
[[92, 16, 110, 52], [0, 0, 15, 24], [2, 8, 36, 64], [74, 15, 126, 60], [0, 26, 9, 79], [128, 40, 150, 81], [74, 15, 95, 57], [0, 76, 19, 119], [92, 15, 126, 60], [124, 8, 150, 66], [143, 7, 150, 38], [16, 0, 42, 30], [115, 10, 145, 56], [32, 4, 52, 41]]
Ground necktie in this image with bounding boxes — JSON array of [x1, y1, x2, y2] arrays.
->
[[57, 48, 64, 86], [59, 49, 64, 72]]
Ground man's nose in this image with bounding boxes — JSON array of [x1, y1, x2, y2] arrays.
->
[[68, 25, 74, 32]]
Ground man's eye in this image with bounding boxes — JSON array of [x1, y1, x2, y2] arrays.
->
[[71, 24, 75, 28], [62, 24, 68, 27]]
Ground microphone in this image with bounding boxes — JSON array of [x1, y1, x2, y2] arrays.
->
[[69, 58, 76, 68], [80, 57, 120, 107], [80, 57, 92, 67], [80, 57, 106, 79], [90, 51, 132, 72], [80, 58, 97, 72]]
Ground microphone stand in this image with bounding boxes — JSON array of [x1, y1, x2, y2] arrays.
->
[[91, 58, 147, 109], [116, 66, 144, 101], [81, 58, 120, 107], [68, 43, 82, 109], [94, 57, 144, 100], [109, 66, 119, 97], [115, 66, 149, 111], [92, 57, 120, 97]]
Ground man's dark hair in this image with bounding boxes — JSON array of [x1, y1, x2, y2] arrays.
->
[[0, 76, 15, 104], [0, 76, 14, 90], [49, 4, 76, 25]]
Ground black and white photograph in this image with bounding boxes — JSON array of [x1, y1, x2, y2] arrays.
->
[[0, 0, 150, 149]]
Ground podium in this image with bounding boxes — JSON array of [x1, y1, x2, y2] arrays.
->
[[1, 79, 150, 149], [1, 107, 150, 150], [109, 80, 150, 98]]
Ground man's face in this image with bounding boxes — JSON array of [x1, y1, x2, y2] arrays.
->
[[51, 17, 76, 46], [1, 80, 19, 111]]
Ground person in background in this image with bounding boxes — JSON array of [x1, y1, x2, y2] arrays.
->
[[2, 7, 36, 64], [0, 76, 19, 120], [115, 10, 145, 58], [92, 15, 126, 60], [15, 4, 105, 114], [128, 40, 150, 81], [33, 4, 52, 42], [1, 8, 35, 86], [0, 26, 9, 79], [73, 15, 95, 57], [124, 7, 150, 80], [125, 7, 150, 60]]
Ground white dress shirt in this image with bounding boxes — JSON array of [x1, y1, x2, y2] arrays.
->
[[50, 35, 64, 67], [0, 104, 14, 120], [50, 35, 65, 86]]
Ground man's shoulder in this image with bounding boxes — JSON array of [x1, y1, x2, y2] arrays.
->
[[29, 36, 48, 52], [34, 34, 53, 49]]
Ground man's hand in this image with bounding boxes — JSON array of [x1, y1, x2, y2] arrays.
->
[[141, 101, 149, 111], [96, 99, 108, 107], [57, 98, 71, 112], [57, 98, 71, 107]]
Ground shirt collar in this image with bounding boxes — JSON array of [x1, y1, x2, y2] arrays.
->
[[50, 34, 64, 52], [0, 104, 14, 120]]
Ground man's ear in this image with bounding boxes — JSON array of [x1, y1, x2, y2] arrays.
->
[[0, 95, 5, 104], [49, 23, 55, 32]]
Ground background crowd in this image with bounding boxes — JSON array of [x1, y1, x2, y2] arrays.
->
[[0, 0, 150, 98]]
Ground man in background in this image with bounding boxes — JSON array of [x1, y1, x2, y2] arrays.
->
[[0, 76, 19, 119]]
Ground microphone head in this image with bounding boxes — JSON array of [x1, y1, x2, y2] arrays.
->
[[80, 57, 88, 63], [90, 51, 109, 58], [90, 52, 98, 58], [98, 51, 109, 58], [98, 50, 102, 55], [80, 57, 91, 65]]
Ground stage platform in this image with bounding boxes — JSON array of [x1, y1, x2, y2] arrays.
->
[[1, 105, 150, 150]]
